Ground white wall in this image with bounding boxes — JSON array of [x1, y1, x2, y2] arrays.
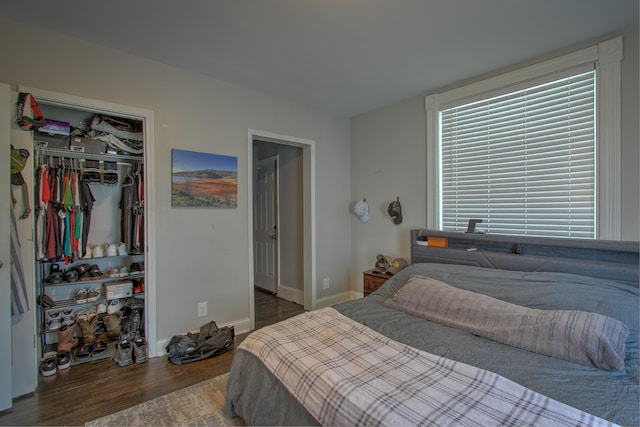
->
[[351, 25, 640, 290], [350, 95, 426, 281], [0, 18, 352, 353]]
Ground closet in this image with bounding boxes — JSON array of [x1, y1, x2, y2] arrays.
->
[[12, 86, 156, 385]]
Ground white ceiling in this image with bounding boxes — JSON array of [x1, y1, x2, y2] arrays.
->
[[1, 0, 637, 117]]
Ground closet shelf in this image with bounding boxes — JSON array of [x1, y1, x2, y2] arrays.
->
[[43, 272, 144, 288], [35, 147, 143, 163]]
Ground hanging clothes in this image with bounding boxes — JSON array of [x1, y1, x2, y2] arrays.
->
[[11, 199, 29, 315]]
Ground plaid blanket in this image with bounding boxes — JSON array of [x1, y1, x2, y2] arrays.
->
[[238, 307, 617, 427]]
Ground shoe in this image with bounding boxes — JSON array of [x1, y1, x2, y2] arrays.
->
[[108, 267, 120, 278], [117, 242, 128, 256], [133, 337, 147, 364], [92, 340, 107, 355], [130, 262, 143, 275], [74, 343, 93, 360], [105, 243, 118, 257], [92, 245, 104, 258], [97, 302, 107, 315], [64, 268, 79, 283], [114, 339, 133, 367], [86, 288, 100, 302], [47, 264, 64, 284], [57, 350, 71, 370], [89, 264, 103, 278], [47, 310, 62, 331], [107, 299, 123, 315], [74, 289, 88, 304], [38, 294, 56, 308], [119, 266, 129, 277], [61, 308, 75, 327], [133, 279, 144, 294], [40, 352, 57, 377]]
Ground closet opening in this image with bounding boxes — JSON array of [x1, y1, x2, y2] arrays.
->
[[11, 86, 156, 395]]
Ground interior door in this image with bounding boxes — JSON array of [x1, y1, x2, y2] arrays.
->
[[0, 82, 13, 411], [253, 155, 278, 293]]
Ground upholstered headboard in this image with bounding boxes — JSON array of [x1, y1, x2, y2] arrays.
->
[[411, 229, 639, 285]]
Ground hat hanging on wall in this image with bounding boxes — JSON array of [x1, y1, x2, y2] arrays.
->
[[387, 197, 402, 225], [354, 199, 369, 223]]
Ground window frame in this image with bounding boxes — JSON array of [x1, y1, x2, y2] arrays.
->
[[425, 36, 623, 240]]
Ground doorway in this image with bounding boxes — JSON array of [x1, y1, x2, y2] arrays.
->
[[248, 129, 316, 331]]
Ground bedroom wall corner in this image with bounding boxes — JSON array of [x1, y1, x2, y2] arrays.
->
[[620, 24, 639, 241], [350, 96, 426, 290]]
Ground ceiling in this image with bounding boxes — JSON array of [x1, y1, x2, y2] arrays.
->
[[1, 0, 637, 117]]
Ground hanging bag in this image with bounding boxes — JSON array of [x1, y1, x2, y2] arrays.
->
[[10, 145, 31, 219], [16, 92, 46, 131]]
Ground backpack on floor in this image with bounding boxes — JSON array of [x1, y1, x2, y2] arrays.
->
[[166, 321, 234, 365]]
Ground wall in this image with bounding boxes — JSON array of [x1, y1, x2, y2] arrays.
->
[[351, 25, 640, 287], [0, 18, 352, 356]]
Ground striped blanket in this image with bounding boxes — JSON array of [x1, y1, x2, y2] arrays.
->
[[239, 307, 617, 427]]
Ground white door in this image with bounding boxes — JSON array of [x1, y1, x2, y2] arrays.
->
[[0, 83, 13, 411], [253, 156, 278, 293]]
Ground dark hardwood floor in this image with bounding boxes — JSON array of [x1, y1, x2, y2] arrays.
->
[[0, 291, 304, 426]]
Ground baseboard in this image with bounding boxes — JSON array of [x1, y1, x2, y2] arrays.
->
[[314, 290, 360, 309], [155, 317, 251, 357], [276, 284, 303, 305]]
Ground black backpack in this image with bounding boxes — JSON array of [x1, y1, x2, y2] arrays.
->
[[166, 321, 234, 365]]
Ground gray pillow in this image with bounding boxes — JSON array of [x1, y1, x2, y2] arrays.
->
[[383, 274, 629, 370]]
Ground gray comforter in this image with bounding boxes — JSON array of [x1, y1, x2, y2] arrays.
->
[[225, 263, 639, 426]]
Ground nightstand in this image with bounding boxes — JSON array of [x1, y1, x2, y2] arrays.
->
[[363, 269, 392, 296]]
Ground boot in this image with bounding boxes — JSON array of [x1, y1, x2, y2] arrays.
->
[[78, 317, 97, 345], [100, 313, 122, 340], [57, 322, 79, 353]]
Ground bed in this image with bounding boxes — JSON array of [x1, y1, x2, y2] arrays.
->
[[225, 230, 639, 426]]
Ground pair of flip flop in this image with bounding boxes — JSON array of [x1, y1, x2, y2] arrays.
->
[[74, 341, 107, 360]]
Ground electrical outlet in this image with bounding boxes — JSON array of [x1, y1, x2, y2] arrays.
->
[[323, 277, 330, 289], [197, 301, 207, 317]]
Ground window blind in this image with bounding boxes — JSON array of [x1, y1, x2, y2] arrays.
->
[[439, 70, 596, 239]]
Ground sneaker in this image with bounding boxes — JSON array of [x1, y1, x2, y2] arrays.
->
[[107, 299, 123, 315], [97, 302, 107, 315], [40, 352, 57, 377], [74, 289, 88, 304], [117, 242, 128, 256], [105, 243, 118, 257], [114, 339, 133, 367], [133, 337, 147, 364], [119, 266, 129, 277], [92, 244, 104, 258], [57, 350, 72, 370], [87, 288, 100, 302]]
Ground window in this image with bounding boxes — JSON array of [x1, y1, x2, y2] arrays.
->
[[425, 36, 623, 239], [439, 70, 596, 238]]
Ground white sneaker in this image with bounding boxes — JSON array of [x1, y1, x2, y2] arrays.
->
[[105, 243, 118, 257], [92, 245, 104, 258], [107, 299, 123, 315], [117, 242, 128, 256]]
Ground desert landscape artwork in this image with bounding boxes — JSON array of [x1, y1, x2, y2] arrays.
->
[[171, 149, 238, 208]]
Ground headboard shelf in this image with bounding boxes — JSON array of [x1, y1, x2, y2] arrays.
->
[[411, 229, 639, 285]]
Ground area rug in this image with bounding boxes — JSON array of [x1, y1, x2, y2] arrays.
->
[[85, 372, 245, 426]]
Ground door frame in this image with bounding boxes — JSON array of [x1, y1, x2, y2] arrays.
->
[[247, 129, 316, 330], [18, 86, 158, 357], [1, 83, 13, 411]]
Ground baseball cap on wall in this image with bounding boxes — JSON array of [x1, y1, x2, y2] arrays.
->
[[354, 200, 369, 222]]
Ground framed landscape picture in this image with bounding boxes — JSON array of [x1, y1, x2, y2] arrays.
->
[[171, 149, 238, 208]]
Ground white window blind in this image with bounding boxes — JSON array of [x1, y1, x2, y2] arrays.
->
[[439, 70, 596, 239]]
